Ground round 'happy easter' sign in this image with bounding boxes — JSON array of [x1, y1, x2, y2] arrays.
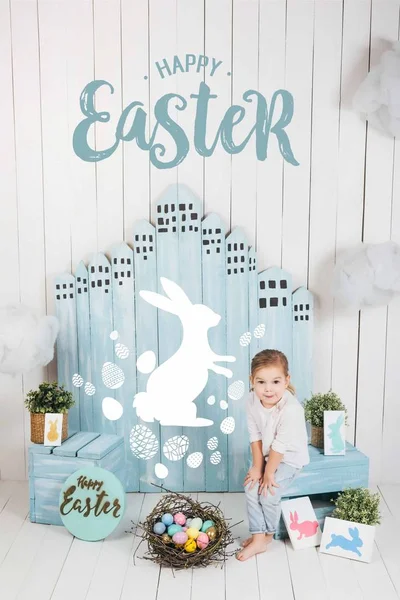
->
[[59, 467, 125, 541]]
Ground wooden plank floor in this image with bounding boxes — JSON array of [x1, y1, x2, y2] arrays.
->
[[0, 481, 399, 600]]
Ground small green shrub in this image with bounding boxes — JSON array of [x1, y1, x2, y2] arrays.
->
[[331, 487, 381, 526], [24, 381, 75, 414], [303, 390, 347, 428]]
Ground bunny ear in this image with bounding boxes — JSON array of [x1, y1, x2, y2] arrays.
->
[[289, 511, 294, 522], [294, 511, 299, 521], [139, 290, 180, 316], [160, 278, 192, 307]]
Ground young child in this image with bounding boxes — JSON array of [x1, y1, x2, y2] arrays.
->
[[236, 349, 310, 561]]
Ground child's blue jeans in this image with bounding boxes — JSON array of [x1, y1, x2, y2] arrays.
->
[[244, 462, 301, 535]]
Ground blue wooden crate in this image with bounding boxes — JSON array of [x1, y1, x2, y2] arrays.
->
[[275, 442, 369, 539], [29, 432, 126, 526]]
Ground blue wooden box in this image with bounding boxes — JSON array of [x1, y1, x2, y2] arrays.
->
[[29, 432, 126, 526], [275, 442, 369, 539]]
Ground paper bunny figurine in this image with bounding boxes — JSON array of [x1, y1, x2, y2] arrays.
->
[[328, 413, 345, 453], [326, 526, 363, 557], [289, 511, 319, 540], [133, 277, 236, 426]]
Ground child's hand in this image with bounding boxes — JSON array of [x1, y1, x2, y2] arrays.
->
[[259, 470, 280, 497], [243, 465, 263, 490]]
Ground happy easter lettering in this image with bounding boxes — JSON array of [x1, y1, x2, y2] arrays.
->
[[60, 477, 122, 519], [73, 54, 299, 169]]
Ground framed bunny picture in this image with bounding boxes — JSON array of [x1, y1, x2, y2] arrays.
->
[[320, 517, 375, 563], [324, 410, 346, 456], [281, 496, 322, 550], [44, 413, 63, 446]]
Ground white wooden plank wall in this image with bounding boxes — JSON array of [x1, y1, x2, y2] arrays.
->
[[1, 0, 400, 485]]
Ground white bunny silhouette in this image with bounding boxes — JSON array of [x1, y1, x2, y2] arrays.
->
[[133, 277, 236, 427]]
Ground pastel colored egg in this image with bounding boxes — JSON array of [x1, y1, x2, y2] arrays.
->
[[186, 527, 200, 540], [172, 531, 188, 545], [197, 532, 209, 550], [153, 521, 166, 535], [182, 527, 188, 532], [161, 513, 174, 526], [174, 512, 186, 526], [206, 526, 217, 541], [184, 538, 197, 553], [201, 519, 214, 532], [190, 517, 203, 531], [167, 524, 182, 537]]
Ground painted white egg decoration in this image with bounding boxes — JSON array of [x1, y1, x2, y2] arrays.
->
[[102, 397, 123, 421], [84, 382, 96, 396], [115, 343, 129, 359], [220, 416, 235, 435], [207, 437, 218, 451], [72, 374, 83, 388], [110, 330, 119, 340], [228, 380, 245, 400], [253, 323, 266, 338], [239, 332, 252, 347], [207, 395, 216, 406], [210, 451, 222, 465], [155, 463, 168, 479], [130, 424, 159, 460], [102, 361, 125, 389], [137, 350, 157, 374], [186, 452, 203, 469], [163, 435, 190, 461], [220, 400, 228, 410]]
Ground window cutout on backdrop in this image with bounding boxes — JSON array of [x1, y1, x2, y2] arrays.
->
[[59, 467, 125, 541], [132, 277, 236, 427], [44, 413, 63, 446]]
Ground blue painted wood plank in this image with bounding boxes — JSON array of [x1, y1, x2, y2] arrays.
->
[[178, 187, 205, 492], [77, 434, 123, 459], [32, 455, 96, 479], [258, 267, 293, 367], [53, 432, 100, 457], [292, 287, 314, 405], [88, 253, 115, 434], [133, 219, 160, 493], [283, 464, 369, 497], [33, 478, 64, 526], [75, 261, 93, 431], [28, 430, 79, 455], [154, 185, 182, 491], [202, 213, 228, 492], [111, 242, 138, 491], [55, 273, 80, 431], [225, 228, 250, 492]]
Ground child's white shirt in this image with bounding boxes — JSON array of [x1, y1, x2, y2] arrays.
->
[[246, 389, 310, 469]]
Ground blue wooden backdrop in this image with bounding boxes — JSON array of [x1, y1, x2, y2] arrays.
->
[[54, 184, 314, 492]]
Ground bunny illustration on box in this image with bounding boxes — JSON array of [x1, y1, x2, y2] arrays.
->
[[47, 419, 59, 443], [324, 410, 346, 455], [44, 413, 63, 446], [289, 511, 319, 540], [133, 277, 236, 426], [326, 526, 363, 557]]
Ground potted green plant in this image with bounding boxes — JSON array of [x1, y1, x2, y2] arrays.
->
[[303, 390, 347, 448], [320, 487, 381, 563], [25, 381, 75, 444]]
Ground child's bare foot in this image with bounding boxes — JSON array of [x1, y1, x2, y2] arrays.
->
[[236, 534, 273, 561], [241, 533, 273, 548]]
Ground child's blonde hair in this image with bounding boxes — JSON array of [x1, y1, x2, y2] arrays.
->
[[250, 349, 296, 395]]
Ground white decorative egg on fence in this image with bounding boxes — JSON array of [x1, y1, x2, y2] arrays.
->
[[207, 395, 216, 406], [137, 350, 157, 374], [253, 323, 266, 338], [110, 330, 119, 340], [210, 451, 222, 465], [84, 382, 96, 396], [239, 332, 252, 346], [186, 452, 203, 469], [102, 397, 123, 421], [115, 343, 129, 359], [72, 374, 83, 388], [102, 361, 125, 389], [163, 435, 190, 461], [130, 424, 159, 460], [220, 400, 228, 410], [155, 463, 169, 479], [207, 437, 218, 451], [228, 380, 245, 400], [220, 416, 235, 435]]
